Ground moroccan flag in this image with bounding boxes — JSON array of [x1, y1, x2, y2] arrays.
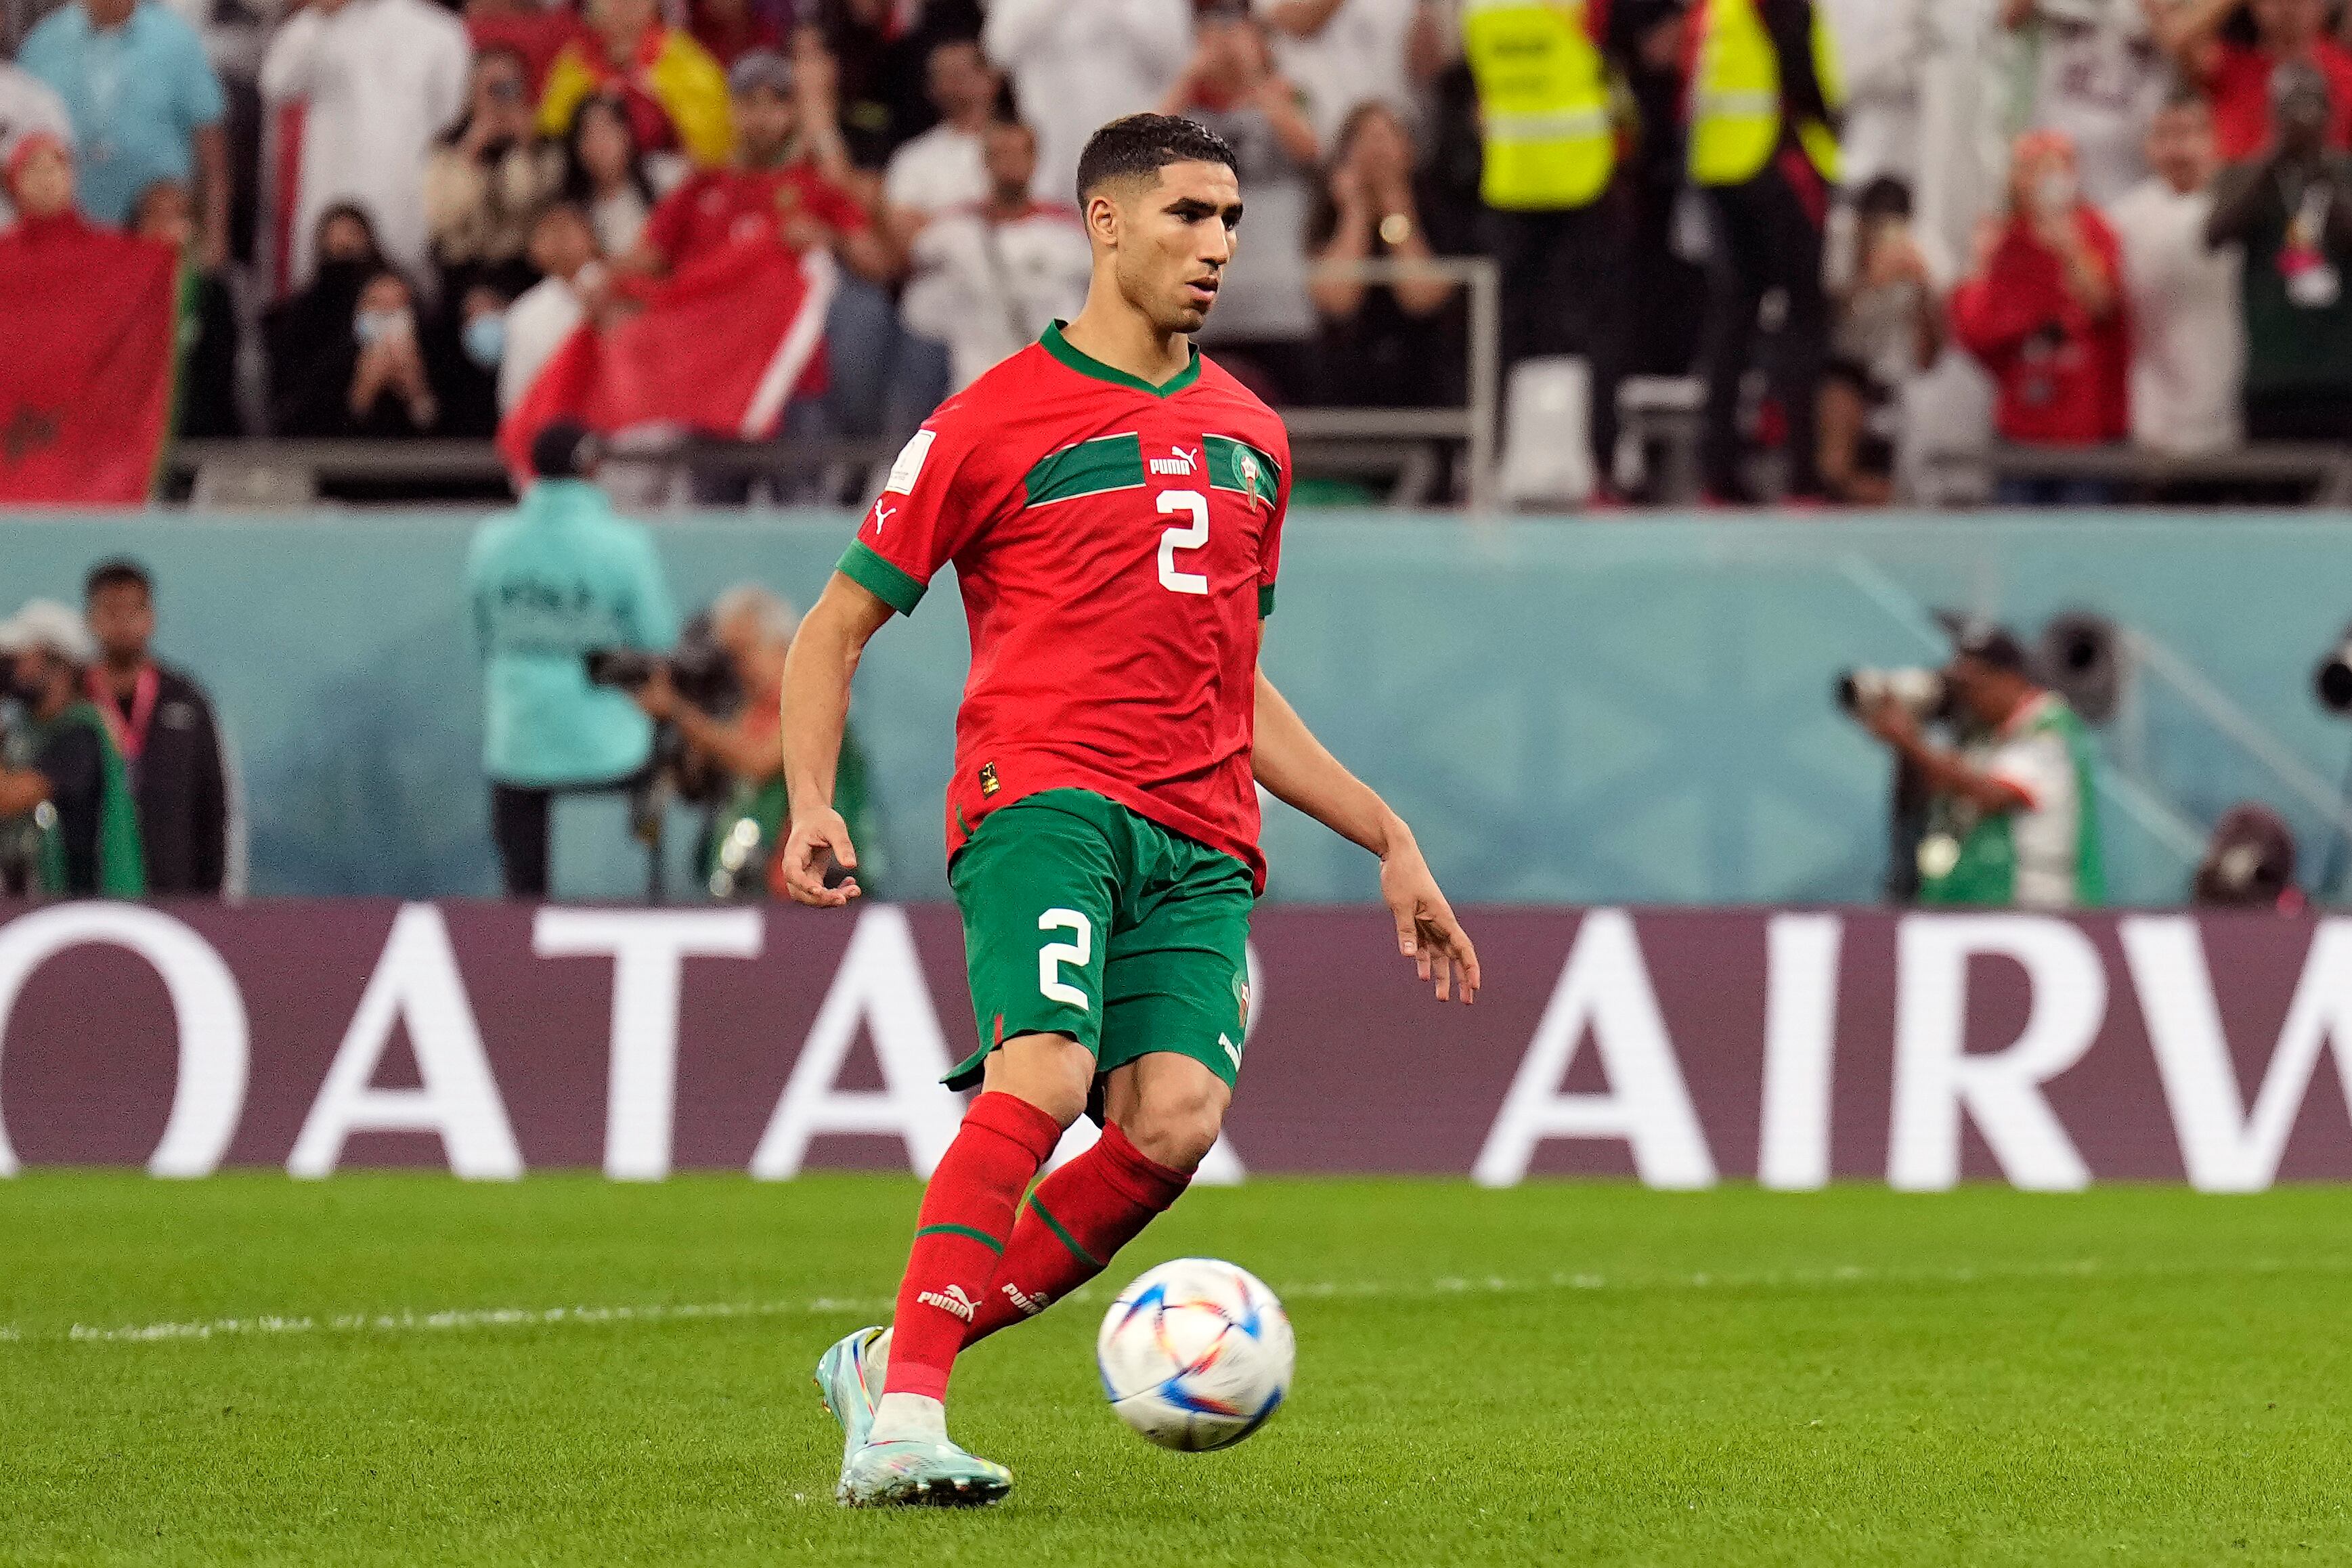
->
[[0, 216, 178, 506], [499, 238, 838, 476]]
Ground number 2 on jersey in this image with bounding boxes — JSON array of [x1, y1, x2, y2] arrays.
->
[[1157, 490, 1209, 595]]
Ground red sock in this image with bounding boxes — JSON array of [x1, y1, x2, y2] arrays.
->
[[882, 1091, 1064, 1401], [962, 1122, 1191, 1347]]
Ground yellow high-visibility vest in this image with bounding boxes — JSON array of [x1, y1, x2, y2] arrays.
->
[[1462, 0, 1616, 212], [1687, 0, 1842, 188]]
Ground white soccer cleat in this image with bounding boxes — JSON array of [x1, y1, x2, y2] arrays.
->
[[835, 1436, 1011, 1508], [811, 1326, 891, 1467]]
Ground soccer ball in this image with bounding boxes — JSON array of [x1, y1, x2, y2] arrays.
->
[[1096, 1257, 1294, 1452]]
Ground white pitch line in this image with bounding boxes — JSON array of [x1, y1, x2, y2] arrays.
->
[[10, 1255, 2338, 1348]]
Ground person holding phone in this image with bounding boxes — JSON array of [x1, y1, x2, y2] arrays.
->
[[1951, 127, 2131, 504]]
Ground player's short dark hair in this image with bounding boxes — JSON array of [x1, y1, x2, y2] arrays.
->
[[85, 556, 153, 604], [1074, 114, 1240, 208]]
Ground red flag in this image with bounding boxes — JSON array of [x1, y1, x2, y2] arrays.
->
[[0, 215, 178, 506], [499, 238, 837, 476]]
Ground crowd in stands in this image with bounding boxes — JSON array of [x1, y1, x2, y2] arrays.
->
[[14, 0, 2352, 504]]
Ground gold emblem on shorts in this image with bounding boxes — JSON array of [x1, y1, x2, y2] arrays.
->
[[978, 762, 1000, 797]]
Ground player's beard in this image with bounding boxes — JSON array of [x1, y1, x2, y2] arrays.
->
[[1120, 252, 1215, 336]]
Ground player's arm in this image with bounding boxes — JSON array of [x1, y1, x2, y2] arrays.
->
[[777, 571, 897, 907], [1252, 659, 1480, 1004]]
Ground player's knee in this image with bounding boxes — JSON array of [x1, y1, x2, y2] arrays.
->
[[1123, 1086, 1225, 1174], [983, 1032, 1093, 1128]]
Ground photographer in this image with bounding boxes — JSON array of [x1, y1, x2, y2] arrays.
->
[[0, 601, 144, 898], [631, 584, 879, 900], [1858, 623, 2104, 911], [467, 421, 678, 898]]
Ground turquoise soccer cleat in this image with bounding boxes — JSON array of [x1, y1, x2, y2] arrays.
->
[[812, 1326, 890, 1465], [835, 1435, 1012, 1508]]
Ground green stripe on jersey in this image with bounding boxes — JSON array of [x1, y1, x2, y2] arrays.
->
[[1024, 434, 1146, 507], [1205, 435, 1281, 506], [837, 540, 927, 615]]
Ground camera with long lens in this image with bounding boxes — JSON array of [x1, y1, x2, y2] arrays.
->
[[2315, 624, 2352, 714], [1835, 666, 1949, 720], [584, 612, 747, 842], [583, 614, 737, 712]]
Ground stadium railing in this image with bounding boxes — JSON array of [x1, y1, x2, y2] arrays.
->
[[169, 258, 1505, 511], [1929, 441, 2352, 506]]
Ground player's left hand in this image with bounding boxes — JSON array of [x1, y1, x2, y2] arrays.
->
[[779, 806, 862, 908], [1379, 833, 1479, 1005]]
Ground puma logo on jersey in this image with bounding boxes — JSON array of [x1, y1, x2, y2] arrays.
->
[[1220, 1032, 1242, 1068], [872, 502, 896, 534], [1149, 445, 1201, 476], [918, 1284, 978, 1322]]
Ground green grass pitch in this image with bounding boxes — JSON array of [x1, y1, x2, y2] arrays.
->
[[4, 1173, 2351, 1565]]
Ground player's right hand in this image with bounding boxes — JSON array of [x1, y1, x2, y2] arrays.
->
[[778, 808, 861, 908]]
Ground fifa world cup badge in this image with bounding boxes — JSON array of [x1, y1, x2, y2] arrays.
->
[[978, 762, 1001, 797]]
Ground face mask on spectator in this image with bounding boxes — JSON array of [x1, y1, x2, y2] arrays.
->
[[355, 307, 416, 347], [463, 311, 508, 369]]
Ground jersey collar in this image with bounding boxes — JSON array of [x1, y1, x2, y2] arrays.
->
[[1040, 320, 1201, 398]]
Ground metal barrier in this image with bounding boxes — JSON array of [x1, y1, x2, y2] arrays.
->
[[169, 257, 1504, 511], [1931, 441, 2352, 506]]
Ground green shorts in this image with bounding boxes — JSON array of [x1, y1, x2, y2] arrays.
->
[[944, 789, 1255, 1093]]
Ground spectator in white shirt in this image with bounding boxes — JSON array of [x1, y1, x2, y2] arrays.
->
[[261, 0, 472, 289], [1254, 0, 1427, 148], [883, 36, 1000, 240], [498, 198, 603, 413], [901, 116, 1091, 389], [2108, 89, 2244, 456], [982, 0, 1192, 202]]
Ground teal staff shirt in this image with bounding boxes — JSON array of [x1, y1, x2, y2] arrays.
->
[[468, 478, 679, 787]]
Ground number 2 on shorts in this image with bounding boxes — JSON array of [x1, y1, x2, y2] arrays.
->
[[1038, 909, 1093, 1009]]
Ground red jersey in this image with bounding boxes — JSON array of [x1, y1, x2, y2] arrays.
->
[[643, 165, 869, 274], [837, 323, 1290, 889]]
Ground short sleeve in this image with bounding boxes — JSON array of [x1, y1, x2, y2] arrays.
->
[[177, 26, 227, 127], [1258, 435, 1290, 618], [835, 419, 978, 615]]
